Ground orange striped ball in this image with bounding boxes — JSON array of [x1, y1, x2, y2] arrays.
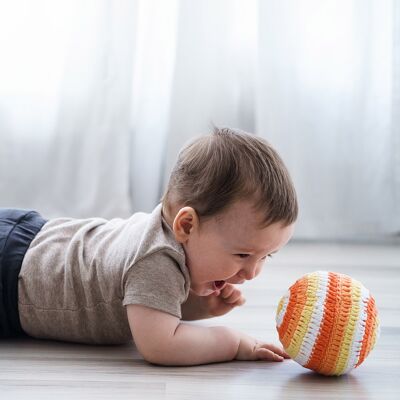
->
[[276, 271, 380, 376]]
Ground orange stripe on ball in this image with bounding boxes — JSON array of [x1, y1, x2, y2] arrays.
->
[[321, 274, 353, 375], [277, 278, 309, 350], [356, 296, 378, 367], [305, 272, 338, 373]]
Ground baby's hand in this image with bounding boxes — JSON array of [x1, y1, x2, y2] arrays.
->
[[206, 283, 246, 317], [235, 332, 290, 361], [181, 285, 246, 320]]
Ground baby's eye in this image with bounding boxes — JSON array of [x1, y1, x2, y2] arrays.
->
[[235, 254, 250, 258]]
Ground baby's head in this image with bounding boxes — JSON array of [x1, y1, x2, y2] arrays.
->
[[162, 127, 298, 296]]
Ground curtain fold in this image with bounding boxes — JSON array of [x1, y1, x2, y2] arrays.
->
[[128, 0, 179, 213]]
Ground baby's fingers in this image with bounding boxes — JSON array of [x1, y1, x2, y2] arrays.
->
[[255, 348, 284, 362], [263, 343, 291, 359], [221, 285, 245, 305]]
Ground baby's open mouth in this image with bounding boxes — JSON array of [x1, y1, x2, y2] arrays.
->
[[214, 280, 226, 290]]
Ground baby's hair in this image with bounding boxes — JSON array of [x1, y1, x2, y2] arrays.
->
[[161, 127, 298, 228]]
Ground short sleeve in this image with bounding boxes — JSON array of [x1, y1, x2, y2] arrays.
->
[[122, 251, 188, 318]]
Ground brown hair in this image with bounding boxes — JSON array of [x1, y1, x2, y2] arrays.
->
[[161, 127, 298, 227]]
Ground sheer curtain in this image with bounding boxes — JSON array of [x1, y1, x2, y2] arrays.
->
[[0, 0, 398, 240], [0, 0, 135, 217], [256, 0, 399, 240]]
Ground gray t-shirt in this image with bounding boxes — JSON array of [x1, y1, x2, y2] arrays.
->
[[18, 204, 191, 345]]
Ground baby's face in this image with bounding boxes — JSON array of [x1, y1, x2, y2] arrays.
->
[[172, 200, 294, 296]]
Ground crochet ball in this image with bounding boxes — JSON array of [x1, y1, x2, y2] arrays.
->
[[276, 271, 380, 376]]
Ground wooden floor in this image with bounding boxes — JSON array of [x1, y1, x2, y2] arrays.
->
[[1, 241, 399, 399]]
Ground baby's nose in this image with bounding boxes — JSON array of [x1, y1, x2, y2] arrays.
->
[[239, 264, 258, 281]]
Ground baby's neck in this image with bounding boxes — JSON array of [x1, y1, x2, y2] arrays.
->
[[161, 204, 175, 229]]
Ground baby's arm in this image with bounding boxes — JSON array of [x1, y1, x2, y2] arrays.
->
[[126, 304, 288, 366]]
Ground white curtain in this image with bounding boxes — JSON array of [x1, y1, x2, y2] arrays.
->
[[256, 0, 400, 240], [0, 0, 135, 217], [0, 0, 398, 241]]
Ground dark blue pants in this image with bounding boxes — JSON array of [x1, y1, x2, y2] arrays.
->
[[0, 209, 47, 338]]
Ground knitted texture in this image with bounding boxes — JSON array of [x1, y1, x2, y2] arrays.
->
[[276, 271, 380, 376]]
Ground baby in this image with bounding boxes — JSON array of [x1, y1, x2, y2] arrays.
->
[[0, 127, 297, 366]]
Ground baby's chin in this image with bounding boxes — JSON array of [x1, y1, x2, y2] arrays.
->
[[191, 285, 214, 296], [191, 281, 225, 296]]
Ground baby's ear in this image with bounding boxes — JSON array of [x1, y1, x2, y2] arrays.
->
[[172, 207, 199, 243]]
